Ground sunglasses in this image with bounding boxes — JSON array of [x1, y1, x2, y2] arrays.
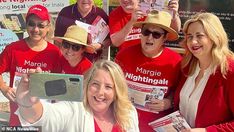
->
[[141, 29, 165, 39], [62, 41, 82, 51], [27, 21, 49, 29]]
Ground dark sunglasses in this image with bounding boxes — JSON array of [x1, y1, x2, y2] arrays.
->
[[62, 41, 82, 51], [27, 21, 49, 29], [141, 29, 165, 39]]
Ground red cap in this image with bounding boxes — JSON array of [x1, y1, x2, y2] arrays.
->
[[26, 4, 50, 22]]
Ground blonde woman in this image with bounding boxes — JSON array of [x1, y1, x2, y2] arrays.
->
[[16, 60, 139, 132], [174, 12, 234, 131]]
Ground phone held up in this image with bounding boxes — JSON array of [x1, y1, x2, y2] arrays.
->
[[29, 72, 83, 102]]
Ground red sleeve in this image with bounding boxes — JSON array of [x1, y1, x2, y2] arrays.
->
[[80, 58, 92, 74], [109, 7, 122, 36], [206, 61, 234, 132], [0, 44, 12, 74]]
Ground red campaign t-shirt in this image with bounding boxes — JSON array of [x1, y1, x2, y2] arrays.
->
[[115, 45, 182, 132], [109, 6, 146, 51], [94, 119, 124, 132], [0, 39, 61, 126], [60, 56, 92, 75]]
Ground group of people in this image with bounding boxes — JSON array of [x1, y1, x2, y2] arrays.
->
[[0, 0, 234, 131]]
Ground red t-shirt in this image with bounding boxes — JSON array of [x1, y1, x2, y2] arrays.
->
[[109, 6, 145, 51], [0, 39, 61, 126], [60, 56, 92, 75], [115, 45, 182, 132], [94, 119, 124, 132]]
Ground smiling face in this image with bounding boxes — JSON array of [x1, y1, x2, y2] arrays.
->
[[87, 69, 115, 114], [141, 24, 166, 58], [26, 15, 50, 42], [186, 21, 213, 61], [77, 0, 93, 15], [60, 41, 85, 65]]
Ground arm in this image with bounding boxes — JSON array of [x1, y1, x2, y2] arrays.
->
[[205, 71, 234, 132], [0, 75, 16, 102], [16, 69, 42, 123], [110, 19, 135, 47], [92, 36, 111, 51], [110, 10, 144, 47], [0, 45, 16, 102], [168, 0, 181, 32], [184, 66, 234, 132]]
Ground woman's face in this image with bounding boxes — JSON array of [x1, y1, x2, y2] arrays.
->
[[186, 21, 213, 60], [119, 0, 139, 13], [26, 15, 50, 42], [87, 69, 115, 113], [60, 41, 85, 63], [77, 0, 94, 14], [141, 24, 166, 57]]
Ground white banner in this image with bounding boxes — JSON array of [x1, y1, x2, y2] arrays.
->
[[0, 0, 69, 14]]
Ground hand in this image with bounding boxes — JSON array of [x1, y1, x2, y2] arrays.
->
[[130, 8, 144, 23], [1, 86, 16, 102], [91, 43, 102, 51], [168, 0, 179, 14], [181, 128, 206, 132], [85, 44, 97, 54], [16, 67, 41, 108], [146, 98, 172, 112]]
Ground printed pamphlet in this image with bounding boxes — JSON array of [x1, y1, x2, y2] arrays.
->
[[91, 16, 110, 43], [127, 80, 168, 113], [139, 0, 173, 16], [149, 110, 191, 132], [75, 16, 109, 44]]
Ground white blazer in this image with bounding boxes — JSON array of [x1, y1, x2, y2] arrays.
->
[[17, 101, 139, 132]]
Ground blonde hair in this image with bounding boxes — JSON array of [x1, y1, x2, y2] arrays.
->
[[83, 60, 134, 130], [45, 16, 54, 43], [181, 12, 234, 77]]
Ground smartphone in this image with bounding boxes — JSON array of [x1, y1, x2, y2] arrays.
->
[[29, 73, 83, 101]]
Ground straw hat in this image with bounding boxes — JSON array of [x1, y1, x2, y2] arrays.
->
[[134, 10, 179, 41], [54, 25, 95, 53]]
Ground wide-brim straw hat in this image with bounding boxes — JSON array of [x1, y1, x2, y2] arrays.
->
[[54, 25, 94, 53], [134, 10, 179, 41]]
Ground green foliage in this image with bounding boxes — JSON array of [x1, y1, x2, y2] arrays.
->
[[69, 0, 76, 4], [94, 0, 103, 8], [69, 0, 102, 8]]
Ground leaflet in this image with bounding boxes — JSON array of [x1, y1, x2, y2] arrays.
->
[[149, 110, 191, 132], [75, 16, 109, 44], [139, 0, 173, 16], [127, 80, 168, 113]]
